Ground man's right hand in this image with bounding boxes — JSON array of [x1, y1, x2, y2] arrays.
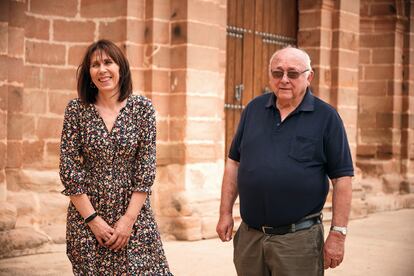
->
[[216, 214, 234, 242], [87, 216, 115, 247]]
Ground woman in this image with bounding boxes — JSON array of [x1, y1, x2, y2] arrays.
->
[[60, 39, 172, 275]]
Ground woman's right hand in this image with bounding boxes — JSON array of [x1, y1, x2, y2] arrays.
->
[[87, 216, 115, 246]]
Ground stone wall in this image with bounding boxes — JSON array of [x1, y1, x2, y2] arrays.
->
[[297, 0, 414, 217], [298, 0, 366, 218], [356, 0, 414, 210], [0, 0, 413, 259], [147, 0, 226, 240], [0, 0, 226, 258]]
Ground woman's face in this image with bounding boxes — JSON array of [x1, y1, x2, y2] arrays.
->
[[89, 50, 120, 96]]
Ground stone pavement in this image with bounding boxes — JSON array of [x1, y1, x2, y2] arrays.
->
[[0, 208, 413, 276]]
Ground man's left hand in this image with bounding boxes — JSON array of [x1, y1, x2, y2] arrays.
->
[[323, 231, 346, 269]]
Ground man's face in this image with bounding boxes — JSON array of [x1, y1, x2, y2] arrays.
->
[[268, 49, 313, 104]]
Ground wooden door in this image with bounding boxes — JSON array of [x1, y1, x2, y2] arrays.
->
[[225, 0, 298, 156]]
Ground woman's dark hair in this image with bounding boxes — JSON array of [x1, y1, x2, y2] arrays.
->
[[77, 39, 132, 104]]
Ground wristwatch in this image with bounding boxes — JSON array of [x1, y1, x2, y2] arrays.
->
[[330, 225, 347, 236]]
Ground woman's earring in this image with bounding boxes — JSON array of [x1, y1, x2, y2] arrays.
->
[[90, 81, 96, 88]]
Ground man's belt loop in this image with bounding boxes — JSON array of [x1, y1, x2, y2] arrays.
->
[[301, 212, 322, 222]]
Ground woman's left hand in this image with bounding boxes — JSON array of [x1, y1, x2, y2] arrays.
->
[[104, 214, 135, 251]]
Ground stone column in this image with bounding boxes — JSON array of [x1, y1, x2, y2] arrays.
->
[[0, 0, 18, 238], [402, 1, 414, 195], [331, 0, 367, 218], [0, 0, 52, 258], [357, 0, 414, 209], [151, 0, 226, 240], [6, 0, 26, 199], [298, 0, 366, 219], [6, 0, 27, 228], [0, 0, 9, 203], [298, 0, 359, 158]]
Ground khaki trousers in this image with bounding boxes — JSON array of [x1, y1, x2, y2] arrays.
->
[[233, 222, 324, 276]]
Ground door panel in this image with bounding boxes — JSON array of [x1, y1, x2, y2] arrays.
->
[[225, 0, 298, 157]]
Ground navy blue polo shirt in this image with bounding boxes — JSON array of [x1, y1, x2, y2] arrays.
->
[[229, 88, 354, 228]]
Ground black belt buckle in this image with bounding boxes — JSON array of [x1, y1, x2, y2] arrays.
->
[[261, 225, 290, 235], [261, 226, 273, 234]]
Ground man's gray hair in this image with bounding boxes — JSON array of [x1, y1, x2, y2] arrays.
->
[[268, 45, 312, 72]]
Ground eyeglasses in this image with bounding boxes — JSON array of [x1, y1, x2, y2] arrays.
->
[[270, 69, 310, 79]]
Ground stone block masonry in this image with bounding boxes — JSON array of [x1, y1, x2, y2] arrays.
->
[[0, 0, 227, 258], [0, 0, 413, 259]]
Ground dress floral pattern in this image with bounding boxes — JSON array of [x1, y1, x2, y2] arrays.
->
[[60, 95, 171, 275]]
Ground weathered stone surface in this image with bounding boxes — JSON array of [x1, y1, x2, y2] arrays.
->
[[192, 196, 219, 217], [356, 160, 400, 177], [7, 191, 40, 227], [159, 192, 194, 217], [0, 227, 49, 258], [38, 192, 68, 225], [6, 190, 68, 228], [201, 216, 218, 239], [170, 216, 202, 241], [41, 225, 66, 244], [409, 177, 414, 193], [350, 198, 368, 219], [0, 202, 17, 231], [365, 194, 406, 213], [153, 164, 186, 217], [154, 217, 176, 241], [185, 162, 223, 192], [400, 176, 414, 194], [400, 180, 410, 194], [402, 194, 414, 208], [7, 191, 39, 215], [359, 177, 384, 194], [352, 181, 366, 200], [0, 178, 6, 202], [6, 169, 61, 193], [382, 174, 403, 194]]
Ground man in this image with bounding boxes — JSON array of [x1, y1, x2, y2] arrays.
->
[[216, 46, 353, 276]]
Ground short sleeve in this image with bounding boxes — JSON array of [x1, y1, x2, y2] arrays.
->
[[228, 107, 249, 162], [324, 111, 354, 179], [60, 100, 87, 196], [131, 98, 156, 194]]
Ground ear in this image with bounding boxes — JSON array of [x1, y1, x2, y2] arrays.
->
[[268, 79, 277, 92], [306, 70, 314, 86]]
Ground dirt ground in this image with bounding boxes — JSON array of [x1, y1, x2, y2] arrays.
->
[[1, 208, 413, 276]]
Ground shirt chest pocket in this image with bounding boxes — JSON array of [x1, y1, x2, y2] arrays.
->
[[289, 135, 317, 162]]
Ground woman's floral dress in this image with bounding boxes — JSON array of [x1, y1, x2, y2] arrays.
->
[[60, 95, 171, 275]]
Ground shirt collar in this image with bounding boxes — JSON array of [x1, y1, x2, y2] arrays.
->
[[265, 87, 315, 112]]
